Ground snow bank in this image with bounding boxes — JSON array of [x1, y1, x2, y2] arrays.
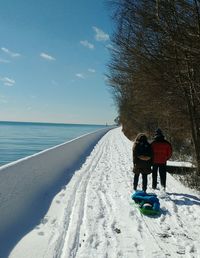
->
[[167, 161, 194, 167], [8, 127, 200, 258], [0, 127, 113, 257]]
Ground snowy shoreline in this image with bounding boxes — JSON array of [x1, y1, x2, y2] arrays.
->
[[0, 127, 113, 258], [1, 127, 200, 258]]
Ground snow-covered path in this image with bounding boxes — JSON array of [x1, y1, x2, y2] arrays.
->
[[10, 128, 200, 258]]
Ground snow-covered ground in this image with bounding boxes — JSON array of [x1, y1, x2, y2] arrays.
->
[[8, 128, 200, 257]]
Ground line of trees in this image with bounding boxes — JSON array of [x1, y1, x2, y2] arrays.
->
[[107, 0, 200, 174]]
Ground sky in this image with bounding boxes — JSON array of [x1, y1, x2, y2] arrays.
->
[[0, 0, 117, 125]]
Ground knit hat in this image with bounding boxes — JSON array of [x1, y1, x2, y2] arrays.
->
[[154, 128, 164, 140], [155, 128, 163, 136]]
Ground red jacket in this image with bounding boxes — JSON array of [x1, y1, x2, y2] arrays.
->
[[151, 140, 172, 164]]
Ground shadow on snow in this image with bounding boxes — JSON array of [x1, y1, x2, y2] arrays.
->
[[167, 192, 200, 206], [0, 145, 95, 258]]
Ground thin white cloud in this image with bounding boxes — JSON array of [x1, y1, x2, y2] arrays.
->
[[51, 80, 58, 86], [106, 44, 115, 50], [80, 40, 94, 49], [92, 26, 109, 41], [0, 95, 8, 103], [0, 76, 15, 86], [30, 95, 36, 99], [0, 58, 10, 63], [104, 75, 109, 83], [88, 68, 96, 73], [76, 73, 85, 79], [1, 47, 21, 58], [40, 52, 56, 61]]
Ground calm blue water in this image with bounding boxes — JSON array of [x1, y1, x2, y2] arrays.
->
[[0, 121, 107, 166]]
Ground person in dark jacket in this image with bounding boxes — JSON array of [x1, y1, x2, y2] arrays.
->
[[132, 133, 152, 192], [151, 128, 172, 190]]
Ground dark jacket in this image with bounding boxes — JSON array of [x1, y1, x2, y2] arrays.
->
[[133, 141, 152, 175], [151, 135, 172, 164]]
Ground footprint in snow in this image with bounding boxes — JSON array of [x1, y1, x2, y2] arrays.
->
[[129, 210, 135, 217], [51, 219, 56, 224], [114, 227, 121, 234], [171, 202, 178, 213], [159, 214, 166, 223], [176, 246, 185, 255], [87, 205, 93, 209], [186, 243, 195, 254], [137, 222, 143, 233], [38, 231, 44, 236], [41, 218, 48, 224]]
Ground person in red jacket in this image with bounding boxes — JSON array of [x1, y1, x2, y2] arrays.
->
[[151, 128, 172, 190]]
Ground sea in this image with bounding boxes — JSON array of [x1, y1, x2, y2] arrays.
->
[[0, 121, 108, 167]]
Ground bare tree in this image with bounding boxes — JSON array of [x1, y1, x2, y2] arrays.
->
[[107, 0, 200, 173]]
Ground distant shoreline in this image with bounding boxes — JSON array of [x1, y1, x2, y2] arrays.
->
[[0, 120, 109, 127]]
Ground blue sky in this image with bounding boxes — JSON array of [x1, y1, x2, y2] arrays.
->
[[0, 0, 117, 125]]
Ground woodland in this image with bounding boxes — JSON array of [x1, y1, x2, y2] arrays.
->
[[107, 0, 200, 187]]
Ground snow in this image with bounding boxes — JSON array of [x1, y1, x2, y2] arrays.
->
[[0, 127, 112, 258], [167, 161, 194, 167], [2, 127, 200, 258]]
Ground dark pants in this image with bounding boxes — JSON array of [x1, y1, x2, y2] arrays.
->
[[133, 173, 148, 192], [152, 164, 167, 189]]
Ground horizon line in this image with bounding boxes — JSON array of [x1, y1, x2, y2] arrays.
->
[[0, 120, 112, 127]]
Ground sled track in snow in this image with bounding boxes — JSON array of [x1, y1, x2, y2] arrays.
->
[[127, 173, 198, 257], [62, 128, 199, 258], [10, 127, 200, 258], [113, 129, 199, 257], [53, 138, 108, 258]]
